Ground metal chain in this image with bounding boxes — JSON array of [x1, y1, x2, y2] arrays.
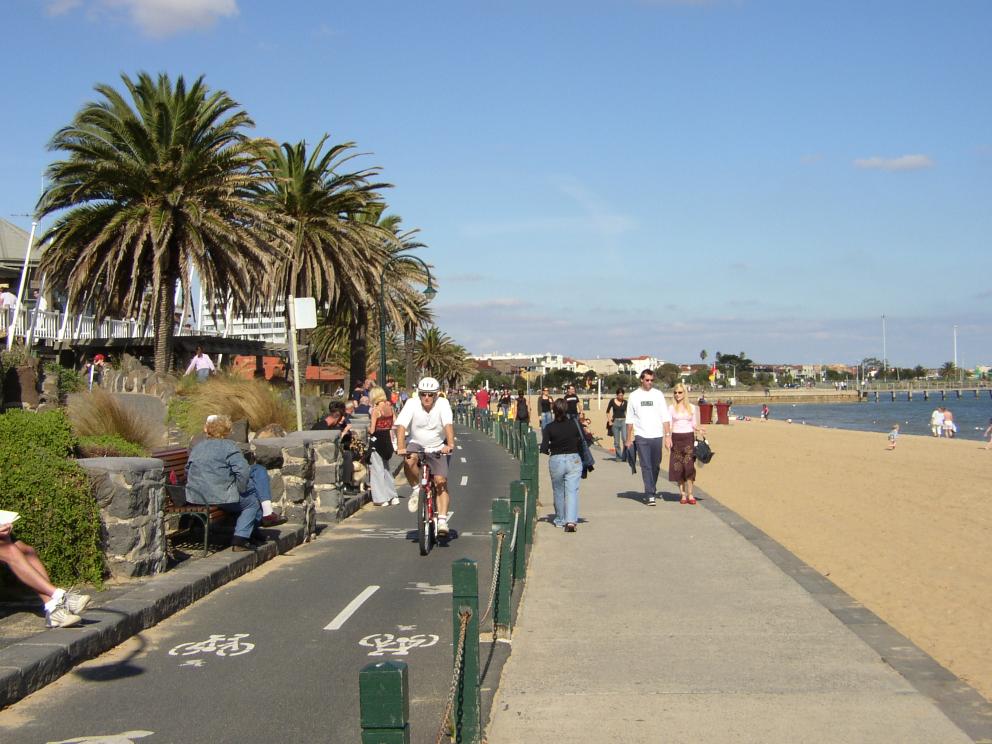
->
[[479, 532, 505, 625], [436, 609, 472, 744], [508, 507, 521, 554]]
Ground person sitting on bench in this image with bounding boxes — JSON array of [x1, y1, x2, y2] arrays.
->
[[185, 414, 261, 552]]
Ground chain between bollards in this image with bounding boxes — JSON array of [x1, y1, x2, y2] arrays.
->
[[436, 609, 472, 744], [508, 507, 521, 554], [479, 531, 505, 625]]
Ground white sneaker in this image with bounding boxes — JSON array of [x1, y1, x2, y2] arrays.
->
[[46, 600, 82, 629], [437, 517, 449, 536], [407, 486, 420, 512], [646, 495, 656, 506], [64, 589, 91, 615], [389, 497, 400, 506]]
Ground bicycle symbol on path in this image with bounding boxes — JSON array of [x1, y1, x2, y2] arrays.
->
[[359, 632, 439, 657], [168, 634, 255, 658]]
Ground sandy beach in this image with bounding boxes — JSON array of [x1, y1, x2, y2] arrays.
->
[[520, 393, 992, 702]]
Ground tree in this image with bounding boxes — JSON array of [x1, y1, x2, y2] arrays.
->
[[940, 361, 957, 379], [700, 350, 708, 365], [37, 72, 277, 374], [254, 136, 389, 386], [655, 363, 681, 387]]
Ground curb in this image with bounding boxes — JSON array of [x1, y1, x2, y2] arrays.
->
[[0, 525, 305, 709]]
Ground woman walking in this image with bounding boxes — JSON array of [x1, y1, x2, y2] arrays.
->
[[514, 390, 530, 429], [668, 383, 704, 504], [540, 398, 583, 532], [369, 386, 400, 506], [606, 388, 627, 459], [538, 387, 554, 430]]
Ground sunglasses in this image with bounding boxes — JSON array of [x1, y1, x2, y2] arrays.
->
[[419, 392, 437, 398]]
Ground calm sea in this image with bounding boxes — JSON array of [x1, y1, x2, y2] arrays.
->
[[732, 393, 992, 442]]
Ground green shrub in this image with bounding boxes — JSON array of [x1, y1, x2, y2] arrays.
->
[[0, 411, 104, 587], [44, 363, 85, 397], [77, 434, 148, 458]]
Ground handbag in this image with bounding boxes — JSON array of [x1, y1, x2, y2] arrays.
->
[[694, 437, 714, 464], [573, 418, 595, 473]]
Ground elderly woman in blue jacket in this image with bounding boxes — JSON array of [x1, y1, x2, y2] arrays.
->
[[186, 414, 262, 551]]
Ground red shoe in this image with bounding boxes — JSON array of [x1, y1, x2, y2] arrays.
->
[[687, 497, 697, 505], [679, 497, 688, 505]]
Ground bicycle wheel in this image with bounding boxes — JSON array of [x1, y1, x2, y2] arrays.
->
[[418, 484, 433, 556]]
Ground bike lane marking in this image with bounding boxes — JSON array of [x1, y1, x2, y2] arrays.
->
[[324, 585, 380, 630], [460, 475, 468, 486], [460, 456, 467, 463]]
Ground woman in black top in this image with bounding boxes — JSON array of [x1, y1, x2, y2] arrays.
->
[[606, 388, 628, 460], [499, 389, 512, 419], [564, 384, 580, 420], [540, 398, 583, 532], [514, 391, 529, 426], [538, 388, 554, 429]]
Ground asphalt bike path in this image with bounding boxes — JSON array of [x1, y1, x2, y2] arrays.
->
[[0, 428, 516, 743]]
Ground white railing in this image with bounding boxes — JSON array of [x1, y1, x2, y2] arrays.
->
[[0, 307, 288, 343]]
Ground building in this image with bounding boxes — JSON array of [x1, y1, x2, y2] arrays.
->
[[0, 219, 42, 289]]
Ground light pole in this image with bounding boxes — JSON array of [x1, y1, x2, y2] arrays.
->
[[881, 314, 887, 381], [379, 257, 436, 394], [953, 324, 959, 383]]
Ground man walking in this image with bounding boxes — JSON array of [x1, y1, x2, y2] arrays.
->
[[624, 369, 672, 506]]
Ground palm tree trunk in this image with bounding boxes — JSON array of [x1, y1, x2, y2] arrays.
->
[[349, 303, 369, 386], [154, 278, 176, 375], [404, 320, 415, 389]]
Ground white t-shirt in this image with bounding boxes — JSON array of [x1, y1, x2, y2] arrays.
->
[[395, 396, 453, 450], [626, 387, 672, 438], [0, 291, 16, 309]]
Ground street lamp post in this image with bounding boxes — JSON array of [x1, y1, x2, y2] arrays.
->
[[379, 257, 436, 394]]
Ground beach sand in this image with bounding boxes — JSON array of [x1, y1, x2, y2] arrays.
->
[[526, 394, 992, 702]]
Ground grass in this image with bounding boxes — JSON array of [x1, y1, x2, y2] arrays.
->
[[67, 387, 164, 450], [171, 373, 296, 437]]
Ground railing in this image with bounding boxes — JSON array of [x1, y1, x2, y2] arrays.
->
[[359, 410, 540, 743], [0, 306, 288, 343]]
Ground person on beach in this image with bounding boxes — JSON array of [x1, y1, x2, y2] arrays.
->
[[625, 369, 672, 506], [887, 423, 899, 450], [930, 407, 944, 437], [514, 390, 530, 428], [540, 398, 583, 532], [943, 408, 956, 438], [984, 418, 992, 450], [761, 403, 770, 420], [368, 386, 400, 506], [668, 383, 704, 504], [564, 384, 581, 420], [538, 387, 554, 430], [606, 388, 628, 459], [0, 521, 91, 628]]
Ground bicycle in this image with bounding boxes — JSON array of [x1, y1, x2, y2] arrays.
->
[[410, 449, 442, 556]]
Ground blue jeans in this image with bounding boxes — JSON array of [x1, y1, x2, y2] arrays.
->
[[634, 436, 662, 496], [549, 453, 581, 526], [611, 418, 626, 457], [540, 412, 553, 430], [219, 490, 262, 539]]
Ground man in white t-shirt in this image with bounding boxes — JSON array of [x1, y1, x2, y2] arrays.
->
[[395, 376, 456, 534], [624, 368, 672, 506]]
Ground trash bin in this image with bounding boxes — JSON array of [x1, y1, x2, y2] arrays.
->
[[583, 399, 590, 411], [715, 401, 731, 425], [698, 402, 714, 425]]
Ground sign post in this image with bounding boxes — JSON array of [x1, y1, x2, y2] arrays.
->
[[288, 296, 317, 431]]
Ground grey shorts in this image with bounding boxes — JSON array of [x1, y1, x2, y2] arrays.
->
[[406, 442, 450, 479]]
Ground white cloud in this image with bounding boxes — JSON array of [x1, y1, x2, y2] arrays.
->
[[46, 0, 82, 16], [853, 154, 935, 172], [49, 0, 238, 37]]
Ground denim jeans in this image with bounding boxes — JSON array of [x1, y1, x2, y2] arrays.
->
[[549, 453, 581, 526], [611, 418, 626, 457], [540, 411, 553, 430], [634, 436, 663, 496], [219, 490, 262, 539]]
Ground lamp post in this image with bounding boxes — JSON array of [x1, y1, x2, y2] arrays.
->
[[379, 257, 436, 394]]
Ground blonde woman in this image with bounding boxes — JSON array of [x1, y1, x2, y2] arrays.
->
[[667, 384, 704, 504], [369, 386, 400, 506]]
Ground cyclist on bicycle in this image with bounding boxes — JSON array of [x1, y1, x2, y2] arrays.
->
[[395, 376, 455, 535]]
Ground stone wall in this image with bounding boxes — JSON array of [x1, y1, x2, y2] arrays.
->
[[251, 431, 342, 528], [78, 457, 168, 578]]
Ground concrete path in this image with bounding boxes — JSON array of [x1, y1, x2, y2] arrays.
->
[[487, 450, 991, 743]]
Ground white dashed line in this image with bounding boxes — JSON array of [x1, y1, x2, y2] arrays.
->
[[460, 475, 468, 486], [460, 457, 467, 463], [325, 585, 379, 630]]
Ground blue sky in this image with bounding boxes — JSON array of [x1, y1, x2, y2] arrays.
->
[[3, 0, 990, 367]]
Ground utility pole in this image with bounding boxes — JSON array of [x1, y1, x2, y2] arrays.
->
[[881, 314, 887, 381]]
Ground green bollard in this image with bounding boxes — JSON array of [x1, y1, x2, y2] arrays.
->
[[359, 660, 411, 744], [451, 559, 481, 744], [491, 498, 513, 634], [509, 481, 527, 583]]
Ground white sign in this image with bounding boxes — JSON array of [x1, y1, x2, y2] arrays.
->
[[293, 297, 317, 329], [168, 634, 255, 657], [359, 632, 439, 656]]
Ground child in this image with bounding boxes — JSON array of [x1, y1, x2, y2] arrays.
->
[[887, 423, 899, 450]]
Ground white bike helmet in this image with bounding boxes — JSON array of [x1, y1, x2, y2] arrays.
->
[[417, 376, 441, 393]]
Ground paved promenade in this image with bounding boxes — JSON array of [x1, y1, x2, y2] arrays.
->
[[487, 450, 990, 743]]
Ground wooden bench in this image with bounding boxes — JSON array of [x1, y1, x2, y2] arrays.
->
[[152, 446, 225, 556]]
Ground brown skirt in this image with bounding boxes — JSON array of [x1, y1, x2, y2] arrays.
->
[[668, 432, 696, 483]]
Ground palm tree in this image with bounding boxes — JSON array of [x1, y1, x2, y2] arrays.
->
[[415, 327, 454, 377], [36, 72, 277, 374], [253, 137, 390, 385]]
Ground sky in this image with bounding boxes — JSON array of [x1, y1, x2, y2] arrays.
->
[[2, 0, 990, 367]]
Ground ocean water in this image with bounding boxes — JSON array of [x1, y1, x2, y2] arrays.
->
[[732, 393, 992, 442]]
